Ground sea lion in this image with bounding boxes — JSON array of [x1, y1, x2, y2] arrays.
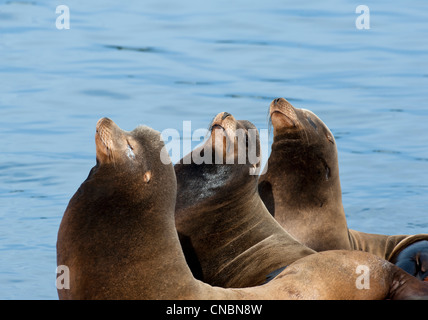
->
[[389, 238, 428, 281], [56, 117, 428, 299], [175, 112, 315, 287], [259, 98, 350, 251], [258, 97, 428, 278]]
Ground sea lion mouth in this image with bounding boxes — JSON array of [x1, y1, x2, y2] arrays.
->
[[95, 117, 120, 163], [210, 123, 225, 132], [208, 112, 242, 162], [210, 121, 231, 154], [269, 98, 298, 130], [210, 112, 237, 140], [96, 118, 113, 151], [210, 112, 234, 131], [270, 110, 296, 128]]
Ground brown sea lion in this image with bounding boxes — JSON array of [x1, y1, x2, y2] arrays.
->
[[258, 97, 428, 279], [175, 112, 315, 287], [56, 117, 428, 300]]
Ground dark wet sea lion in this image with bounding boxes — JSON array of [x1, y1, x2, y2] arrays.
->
[[390, 239, 428, 281], [259, 97, 428, 278], [56, 117, 428, 300]]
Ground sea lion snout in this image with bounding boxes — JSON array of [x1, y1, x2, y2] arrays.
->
[[273, 97, 284, 105], [210, 112, 238, 138], [270, 98, 295, 115], [95, 118, 115, 161], [95, 118, 134, 165], [270, 98, 297, 129], [96, 117, 113, 131], [221, 112, 232, 120], [96, 117, 120, 138], [96, 118, 118, 144], [211, 112, 236, 128], [208, 112, 258, 165]]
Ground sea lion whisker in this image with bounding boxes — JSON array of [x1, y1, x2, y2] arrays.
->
[[267, 109, 273, 139], [298, 127, 309, 146], [111, 151, 117, 167], [304, 130, 310, 146], [207, 116, 216, 132]]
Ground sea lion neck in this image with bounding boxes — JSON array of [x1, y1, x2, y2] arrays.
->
[[81, 165, 149, 207], [71, 161, 177, 232], [174, 159, 272, 284], [272, 129, 303, 142], [265, 140, 343, 209], [175, 161, 258, 215], [270, 137, 338, 183]]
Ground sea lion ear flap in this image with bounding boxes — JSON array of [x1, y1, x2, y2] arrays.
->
[[144, 171, 151, 183]]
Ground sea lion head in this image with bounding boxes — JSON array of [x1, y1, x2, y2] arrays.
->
[[269, 97, 336, 150], [91, 117, 176, 205], [206, 112, 261, 174], [265, 97, 340, 208], [176, 112, 261, 211]]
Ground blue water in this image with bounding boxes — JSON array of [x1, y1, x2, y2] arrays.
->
[[1, 0, 427, 299]]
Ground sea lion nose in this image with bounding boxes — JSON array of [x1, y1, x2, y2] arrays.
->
[[273, 98, 284, 105], [96, 117, 112, 132], [222, 112, 231, 120]]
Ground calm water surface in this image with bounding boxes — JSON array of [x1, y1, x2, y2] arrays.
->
[[1, 0, 427, 299]]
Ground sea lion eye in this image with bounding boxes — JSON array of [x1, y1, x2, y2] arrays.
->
[[307, 117, 317, 130], [326, 134, 334, 144], [126, 140, 136, 160]]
